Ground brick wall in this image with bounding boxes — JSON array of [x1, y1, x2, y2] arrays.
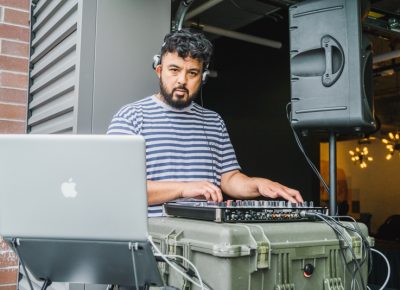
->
[[0, 0, 29, 133], [0, 0, 30, 289]]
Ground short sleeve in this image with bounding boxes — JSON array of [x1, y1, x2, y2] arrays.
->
[[107, 104, 143, 135]]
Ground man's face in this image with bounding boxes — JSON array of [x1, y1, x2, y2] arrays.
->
[[156, 52, 203, 109]]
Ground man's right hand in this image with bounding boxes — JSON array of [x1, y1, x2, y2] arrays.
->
[[180, 181, 223, 202]]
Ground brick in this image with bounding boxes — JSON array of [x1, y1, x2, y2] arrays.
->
[[0, 24, 29, 42], [0, 240, 10, 252], [0, 72, 28, 89], [1, 40, 29, 57], [0, 251, 18, 268], [0, 120, 25, 133], [0, 268, 18, 284], [4, 8, 29, 27], [0, 103, 26, 120], [0, 88, 27, 103], [0, 285, 17, 290], [0, 55, 28, 72], [0, 0, 29, 11]]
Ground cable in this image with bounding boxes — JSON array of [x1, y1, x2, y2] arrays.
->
[[160, 254, 211, 290], [148, 236, 207, 290], [304, 212, 367, 290], [370, 248, 391, 290], [320, 214, 373, 290], [11, 239, 35, 290], [199, 87, 218, 186], [166, 259, 213, 290], [286, 102, 331, 195], [129, 243, 140, 290], [324, 215, 373, 275]]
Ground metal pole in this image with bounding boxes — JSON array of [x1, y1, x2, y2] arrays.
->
[[329, 132, 337, 216]]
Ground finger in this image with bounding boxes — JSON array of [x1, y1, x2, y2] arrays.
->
[[274, 188, 298, 203], [209, 188, 223, 202], [284, 187, 304, 203], [205, 183, 223, 202], [202, 191, 211, 201]]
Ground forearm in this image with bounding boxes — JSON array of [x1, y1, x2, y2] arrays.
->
[[221, 171, 260, 199], [221, 170, 303, 203], [147, 180, 183, 205]]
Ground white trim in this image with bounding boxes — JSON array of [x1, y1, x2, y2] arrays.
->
[[0, 53, 29, 60], [0, 4, 30, 13], [0, 118, 26, 123], [0, 86, 27, 91], [0, 265, 19, 270], [0, 38, 30, 44], [0, 70, 28, 76], [3, 21, 30, 29], [0, 101, 27, 107]]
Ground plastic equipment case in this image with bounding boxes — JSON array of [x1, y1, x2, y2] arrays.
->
[[149, 217, 373, 290]]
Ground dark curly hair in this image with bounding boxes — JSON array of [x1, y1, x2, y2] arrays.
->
[[161, 29, 213, 68]]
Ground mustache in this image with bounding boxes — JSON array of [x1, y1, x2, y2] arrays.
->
[[173, 85, 189, 94]]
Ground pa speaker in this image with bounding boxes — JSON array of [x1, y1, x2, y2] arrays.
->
[[289, 0, 376, 133]]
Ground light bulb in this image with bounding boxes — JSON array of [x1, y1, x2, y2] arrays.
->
[[389, 132, 394, 140]]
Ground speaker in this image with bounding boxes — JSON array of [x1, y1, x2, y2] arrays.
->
[[289, 0, 375, 133], [152, 54, 210, 84]]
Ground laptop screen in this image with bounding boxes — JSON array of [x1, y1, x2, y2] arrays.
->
[[0, 134, 148, 242]]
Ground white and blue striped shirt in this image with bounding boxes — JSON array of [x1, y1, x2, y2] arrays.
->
[[107, 95, 240, 216]]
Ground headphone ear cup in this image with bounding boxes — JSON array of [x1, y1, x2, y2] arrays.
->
[[202, 69, 210, 85], [152, 55, 161, 70]]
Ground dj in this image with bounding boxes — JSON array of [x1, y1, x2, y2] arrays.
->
[[108, 29, 303, 216]]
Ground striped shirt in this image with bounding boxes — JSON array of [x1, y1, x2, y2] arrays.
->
[[107, 95, 240, 216]]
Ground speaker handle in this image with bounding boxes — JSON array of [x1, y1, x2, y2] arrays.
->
[[321, 35, 344, 87]]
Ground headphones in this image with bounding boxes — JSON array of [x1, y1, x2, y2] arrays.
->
[[152, 54, 210, 85]]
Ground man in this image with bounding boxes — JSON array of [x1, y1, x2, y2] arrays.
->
[[108, 29, 303, 216]]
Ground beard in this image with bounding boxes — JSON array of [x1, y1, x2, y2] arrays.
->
[[159, 76, 200, 109]]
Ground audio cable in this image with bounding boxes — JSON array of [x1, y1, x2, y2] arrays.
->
[[148, 236, 210, 290]]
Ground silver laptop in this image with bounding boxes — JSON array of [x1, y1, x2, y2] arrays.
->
[[0, 134, 148, 241], [0, 134, 162, 286], [0, 135, 162, 289]]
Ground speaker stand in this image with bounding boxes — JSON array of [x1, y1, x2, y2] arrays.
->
[[329, 132, 337, 216]]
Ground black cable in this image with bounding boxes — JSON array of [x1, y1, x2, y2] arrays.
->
[[323, 215, 373, 276], [200, 86, 218, 186], [166, 258, 213, 290], [306, 212, 367, 290], [286, 102, 331, 195], [316, 213, 371, 290]]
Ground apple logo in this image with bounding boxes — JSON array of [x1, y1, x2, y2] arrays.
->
[[61, 178, 78, 198]]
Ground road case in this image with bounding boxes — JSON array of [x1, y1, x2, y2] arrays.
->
[[149, 217, 372, 290]]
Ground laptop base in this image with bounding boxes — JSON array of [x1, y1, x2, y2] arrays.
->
[[5, 238, 163, 288]]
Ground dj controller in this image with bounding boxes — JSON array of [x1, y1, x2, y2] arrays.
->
[[163, 200, 328, 223]]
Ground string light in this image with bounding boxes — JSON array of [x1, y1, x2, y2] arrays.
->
[[349, 146, 373, 168], [382, 132, 400, 160]]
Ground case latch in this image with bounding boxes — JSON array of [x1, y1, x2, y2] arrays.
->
[[324, 277, 344, 290], [274, 283, 295, 290], [256, 242, 269, 269]]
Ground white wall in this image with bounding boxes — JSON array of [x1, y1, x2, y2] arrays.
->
[[321, 139, 400, 233]]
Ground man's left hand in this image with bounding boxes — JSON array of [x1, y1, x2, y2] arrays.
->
[[254, 177, 304, 203]]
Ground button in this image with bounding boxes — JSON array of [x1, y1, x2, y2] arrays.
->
[[303, 264, 314, 278]]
